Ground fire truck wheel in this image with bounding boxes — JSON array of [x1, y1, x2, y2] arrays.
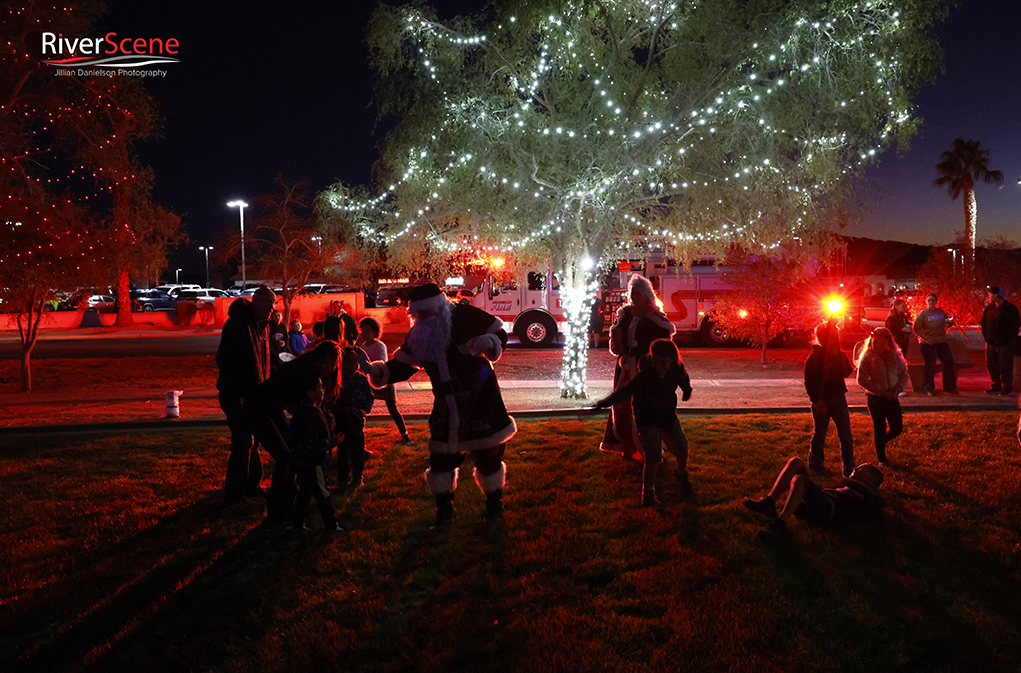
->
[[699, 316, 733, 347], [514, 311, 557, 348]]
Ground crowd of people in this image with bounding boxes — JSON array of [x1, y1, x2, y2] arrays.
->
[[215, 282, 513, 530], [214, 276, 1019, 541], [589, 276, 1017, 539]]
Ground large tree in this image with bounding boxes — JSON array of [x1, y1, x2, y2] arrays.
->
[[1, 2, 183, 331], [1, 1, 102, 389], [322, 0, 947, 397], [933, 138, 1004, 286]]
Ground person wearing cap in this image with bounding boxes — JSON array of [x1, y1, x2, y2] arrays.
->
[[980, 286, 1020, 396], [366, 282, 515, 526], [743, 457, 886, 541]]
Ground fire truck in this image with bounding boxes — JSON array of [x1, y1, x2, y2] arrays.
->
[[470, 269, 565, 347], [594, 258, 744, 346], [634, 255, 864, 346], [468, 255, 861, 348]]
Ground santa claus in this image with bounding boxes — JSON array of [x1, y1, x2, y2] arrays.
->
[[368, 283, 515, 526]]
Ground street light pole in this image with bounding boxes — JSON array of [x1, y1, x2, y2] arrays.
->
[[176, 268, 182, 284], [227, 200, 248, 290], [199, 246, 213, 288]]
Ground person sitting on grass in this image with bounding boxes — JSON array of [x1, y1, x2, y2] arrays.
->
[[743, 457, 885, 541], [288, 377, 343, 533], [594, 338, 694, 506], [333, 346, 374, 490]]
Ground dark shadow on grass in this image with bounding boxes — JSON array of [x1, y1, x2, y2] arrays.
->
[[9, 491, 284, 673], [349, 491, 524, 672], [755, 510, 1019, 673], [879, 506, 1020, 672], [895, 462, 1006, 518]]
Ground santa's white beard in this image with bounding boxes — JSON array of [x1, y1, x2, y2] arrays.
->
[[407, 304, 452, 364]]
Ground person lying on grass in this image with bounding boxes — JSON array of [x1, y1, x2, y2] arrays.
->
[[743, 457, 885, 541], [594, 338, 694, 506]]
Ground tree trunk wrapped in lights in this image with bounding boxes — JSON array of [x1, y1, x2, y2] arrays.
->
[[320, 0, 948, 398], [556, 257, 600, 399]]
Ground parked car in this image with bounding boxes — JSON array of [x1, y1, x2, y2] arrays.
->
[[131, 289, 175, 312], [444, 287, 476, 303], [158, 284, 201, 299], [301, 283, 357, 295], [175, 288, 230, 309], [375, 286, 412, 307], [87, 294, 117, 313]]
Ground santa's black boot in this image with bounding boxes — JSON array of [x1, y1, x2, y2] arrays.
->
[[483, 489, 505, 519], [432, 493, 454, 528]]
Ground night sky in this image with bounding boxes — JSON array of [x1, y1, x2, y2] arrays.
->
[[97, 0, 1021, 281]]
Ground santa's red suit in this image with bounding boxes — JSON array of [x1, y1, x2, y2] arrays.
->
[[368, 283, 515, 525]]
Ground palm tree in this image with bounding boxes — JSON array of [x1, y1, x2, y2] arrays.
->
[[934, 138, 1003, 284]]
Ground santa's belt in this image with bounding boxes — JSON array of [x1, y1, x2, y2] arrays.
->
[[433, 363, 492, 396]]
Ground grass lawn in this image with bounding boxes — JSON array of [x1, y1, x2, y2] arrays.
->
[[2, 412, 1020, 672]]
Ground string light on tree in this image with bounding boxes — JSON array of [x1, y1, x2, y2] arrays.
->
[[320, 0, 947, 398]]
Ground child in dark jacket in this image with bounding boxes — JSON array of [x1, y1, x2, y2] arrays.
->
[[804, 321, 855, 477], [288, 377, 342, 532], [333, 347, 374, 488], [595, 338, 694, 505]]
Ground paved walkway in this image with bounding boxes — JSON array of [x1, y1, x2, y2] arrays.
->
[[1, 374, 1016, 435], [1, 322, 1015, 434]]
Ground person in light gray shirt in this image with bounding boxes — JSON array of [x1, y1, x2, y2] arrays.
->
[[912, 293, 957, 396]]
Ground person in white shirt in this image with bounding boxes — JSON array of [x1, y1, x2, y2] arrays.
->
[[357, 317, 411, 444]]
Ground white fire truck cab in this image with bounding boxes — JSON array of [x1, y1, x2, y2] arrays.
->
[[471, 270, 565, 347]]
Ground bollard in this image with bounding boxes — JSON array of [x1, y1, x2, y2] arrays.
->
[[164, 390, 184, 418]]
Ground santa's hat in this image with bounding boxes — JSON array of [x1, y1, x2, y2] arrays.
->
[[408, 282, 448, 315]]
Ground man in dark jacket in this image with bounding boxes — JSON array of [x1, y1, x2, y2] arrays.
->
[[216, 286, 276, 507], [981, 286, 1020, 396]]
